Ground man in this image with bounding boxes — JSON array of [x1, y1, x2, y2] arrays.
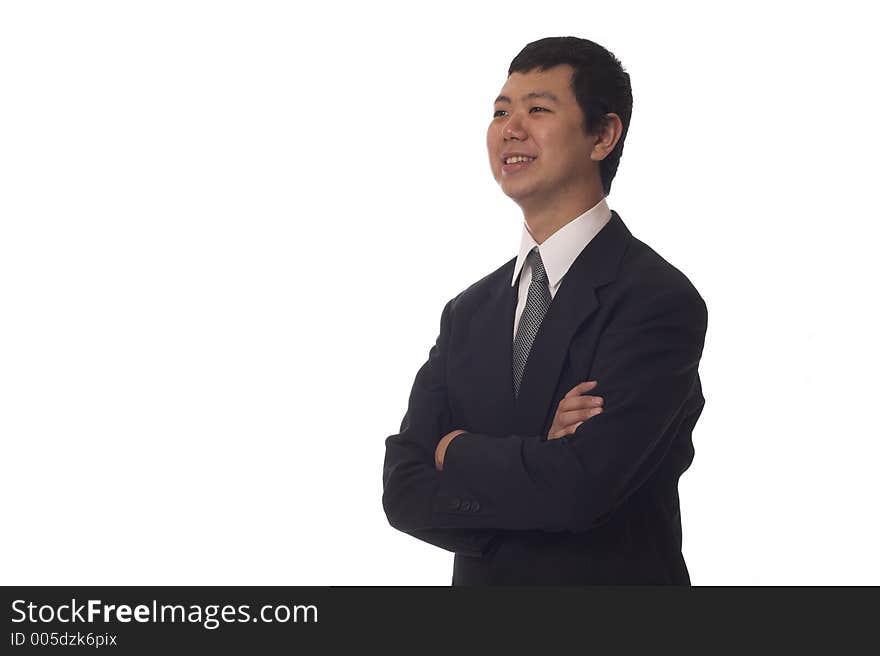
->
[[382, 36, 708, 585]]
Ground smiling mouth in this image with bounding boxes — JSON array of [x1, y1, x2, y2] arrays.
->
[[502, 157, 536, 174]]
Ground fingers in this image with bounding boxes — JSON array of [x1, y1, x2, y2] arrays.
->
[[564, 380, 598, 398], [548, 404, 604, 440], [548, 415, 595, 440], [557, 405, 603, 427], [557, 393, 604, 413], [548, 381, 604, 440]]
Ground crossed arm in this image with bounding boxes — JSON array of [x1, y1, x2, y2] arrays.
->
[[435, 378, 604, 471], [382, 281, 707, 553]]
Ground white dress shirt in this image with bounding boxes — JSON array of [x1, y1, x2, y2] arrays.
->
[[511, 196, 612, 340]]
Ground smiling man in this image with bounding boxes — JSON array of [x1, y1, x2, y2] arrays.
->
[[382, 37, 708, 585]]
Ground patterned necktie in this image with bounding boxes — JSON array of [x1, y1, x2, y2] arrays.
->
[[512, 247, 552, 399]]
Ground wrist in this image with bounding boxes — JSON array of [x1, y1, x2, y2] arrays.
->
[[435, 430, 466, 471]]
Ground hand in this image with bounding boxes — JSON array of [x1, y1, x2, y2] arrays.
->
[[435, 429, 467, 471], [547, 380, 604, 440]]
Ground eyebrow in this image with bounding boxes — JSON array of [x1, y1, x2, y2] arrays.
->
[[494, 91, 561, 105]]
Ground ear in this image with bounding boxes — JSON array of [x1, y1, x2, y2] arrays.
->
[[589, 113, 623, 162]]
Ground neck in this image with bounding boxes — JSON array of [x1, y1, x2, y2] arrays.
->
[[520, 186, 605, 245]]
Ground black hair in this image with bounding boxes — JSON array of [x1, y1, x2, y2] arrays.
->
[[508, 36, 633, 195]]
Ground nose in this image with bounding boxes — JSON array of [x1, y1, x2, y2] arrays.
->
[[502, 112, 526, 141]]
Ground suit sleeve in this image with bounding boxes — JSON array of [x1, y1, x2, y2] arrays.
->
[[381, 297, 498, 556], [438, 281, 708, 533]]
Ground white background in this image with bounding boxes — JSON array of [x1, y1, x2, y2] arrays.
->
[[1, 1, 878, 585]]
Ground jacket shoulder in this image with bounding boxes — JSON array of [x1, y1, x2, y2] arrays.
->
[[618, 236, 706, 313], [449, 255, 516, 311]]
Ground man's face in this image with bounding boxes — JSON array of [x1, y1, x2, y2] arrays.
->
[[487, 64, 597, 207]]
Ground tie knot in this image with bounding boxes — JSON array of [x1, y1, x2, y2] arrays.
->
[[528, 247, 548, 284]]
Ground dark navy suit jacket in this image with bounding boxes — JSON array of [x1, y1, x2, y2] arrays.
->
[[382, 211, 708, 584]]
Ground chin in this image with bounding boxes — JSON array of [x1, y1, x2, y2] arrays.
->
[[500, 182, 536, 202]]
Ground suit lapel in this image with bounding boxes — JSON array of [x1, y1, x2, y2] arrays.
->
[[451, 258, 519, 435], [513, 210, 632, 432]]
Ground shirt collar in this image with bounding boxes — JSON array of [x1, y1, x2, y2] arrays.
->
[[511, 196, 613, 288]]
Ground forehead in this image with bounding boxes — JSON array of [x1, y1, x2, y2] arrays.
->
[[496, 64, 576, 102]]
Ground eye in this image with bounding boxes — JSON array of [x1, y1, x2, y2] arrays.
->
[[493, 107, 549, 118]]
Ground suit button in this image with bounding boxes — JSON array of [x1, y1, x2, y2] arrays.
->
[[461, 500, 471, 511], [472, 501, 480, 512], [450, 497, 461, 510]]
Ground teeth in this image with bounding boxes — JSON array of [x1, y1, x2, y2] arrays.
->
[[505, 156, 535, 164]]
